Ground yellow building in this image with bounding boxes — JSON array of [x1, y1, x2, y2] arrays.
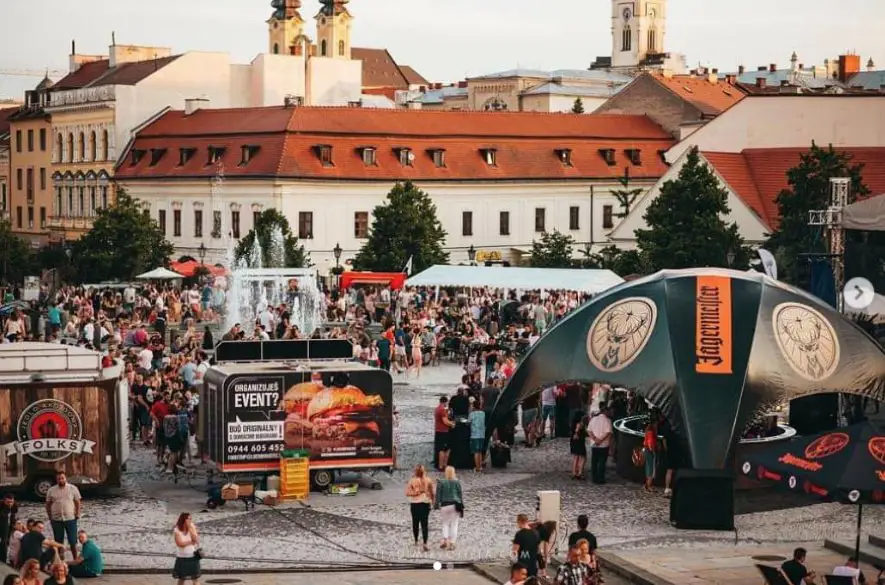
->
[[7, 81, 54, 247]]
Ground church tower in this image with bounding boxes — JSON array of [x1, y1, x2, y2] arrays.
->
[[268, 0, 306, 55], [611, 0, 666, 69], [315, 0, 353, 59]]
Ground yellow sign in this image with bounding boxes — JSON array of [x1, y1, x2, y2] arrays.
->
[[475, 250, 502, 263]]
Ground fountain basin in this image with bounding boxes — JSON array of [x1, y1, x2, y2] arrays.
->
[[612, 415, 796, 489]]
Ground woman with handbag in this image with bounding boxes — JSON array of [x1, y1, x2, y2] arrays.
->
[[405, 465, 435, 551], [172, 513, 201, 585], [434, 466, 463, 551]]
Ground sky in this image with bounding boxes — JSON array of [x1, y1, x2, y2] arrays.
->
[[1, 0, 883, 99]]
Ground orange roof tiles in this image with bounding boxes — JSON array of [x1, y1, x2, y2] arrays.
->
[[702, 147, 885, 229], [399, 65, 429, 86], [651, 73, 746, 116], [51, 56, 180, 91], [116, 106, 675, 182], [53, 60, 111, 90], [351, 48, 409, 89]]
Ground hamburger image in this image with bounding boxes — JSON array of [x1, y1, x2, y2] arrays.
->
[[281, 381, 325, 417], [285, 384, 385, 448]]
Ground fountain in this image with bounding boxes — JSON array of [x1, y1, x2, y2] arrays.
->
[[222, 228, 325, 337]]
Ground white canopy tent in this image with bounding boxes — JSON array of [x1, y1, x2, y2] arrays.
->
[[136, 267, 183, 280], [406, 265, 624, 294], [843, 195, 885, 231]]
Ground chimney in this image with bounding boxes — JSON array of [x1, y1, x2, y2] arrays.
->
[[283, 95, 303, 107], [725, 74, 736, 85], [738, 65, 745, 75], [757, 66, 767, 71], [708, 71, 719, 84], [712, 68, 719, 74], [418, 85, 426, 92], [769, 63, 777, 72], [756, 77, 767, 88], [837, 54, 861, 83], [458, 81, 468, 88], [799, 63, 804, 70], [184, 98, 209, 115]]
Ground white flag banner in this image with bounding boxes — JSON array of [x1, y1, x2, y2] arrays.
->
[[403, 256, 414, 275], [757, 249, 778, 280]]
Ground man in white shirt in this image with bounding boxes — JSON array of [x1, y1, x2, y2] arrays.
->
[[137, 344, 154, 372], [832, 556, 865, 584], [587, 407, 613, 484], [258, 307, 275, 334]]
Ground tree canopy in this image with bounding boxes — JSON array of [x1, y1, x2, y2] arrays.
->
[[571, 98, 585, 114], [765, 143, 884, 288], [353, 181, 448, 273], [612, 169, 644, 220], [234, 208, 308, 268], [636, 146, 751, 271], [0, 220, 33, 284], [72, 189, 173, 282], [530, 230, 575, 268]]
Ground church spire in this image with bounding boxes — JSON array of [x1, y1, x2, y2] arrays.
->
[[318, 0, 350, 17], [268, 0, 305, 55], [316, 0, 353, 59]]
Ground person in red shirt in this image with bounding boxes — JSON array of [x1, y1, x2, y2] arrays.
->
[[434, 397, 455, 471], [642, 418, 658, 492], [150, 393, 173, 465]]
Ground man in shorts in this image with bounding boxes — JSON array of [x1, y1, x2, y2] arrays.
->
[[434, 396, 454, 471]]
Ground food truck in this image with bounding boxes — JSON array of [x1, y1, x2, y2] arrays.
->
[[0, 343, 127, 498], [200, 339, 394, 490]]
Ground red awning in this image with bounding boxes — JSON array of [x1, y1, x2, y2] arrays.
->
[[170, 260, 228, 277]]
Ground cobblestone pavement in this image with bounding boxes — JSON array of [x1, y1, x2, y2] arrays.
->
[[10, 364, 884, 571]]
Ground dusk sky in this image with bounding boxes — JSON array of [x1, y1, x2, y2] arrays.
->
[[1, 0, 882, 99]]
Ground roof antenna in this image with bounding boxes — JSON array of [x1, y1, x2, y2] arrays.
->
[[71, 39, 76, 56], [111, 31, 116, 46]]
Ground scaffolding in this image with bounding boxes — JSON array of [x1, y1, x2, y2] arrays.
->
[[808, 177, 850, 313]]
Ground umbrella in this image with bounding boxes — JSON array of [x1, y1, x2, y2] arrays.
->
[[490, 268, 885, 471], [136, 267, 183, 280], [0, 300, 30, 316], [740, 421, 885, 560]]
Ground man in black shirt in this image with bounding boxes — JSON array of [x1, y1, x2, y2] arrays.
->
[[19, 519, 64, 570], [511, 514, 540, 577], [567, 514, 598, 552], [781, 547, 816, 585], [0, 493, 16, 563]]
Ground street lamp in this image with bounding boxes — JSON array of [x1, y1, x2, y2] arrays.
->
[[601, 246, 616, 266], [198, 242, 207, 265], [333, 242, 342, 268], [726, 250, 736, 268], [467, 245, 476, 265]]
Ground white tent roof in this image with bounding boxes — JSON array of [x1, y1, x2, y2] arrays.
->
[[136, 267, 183, 280], [843, 195, 885, 231], [406, 265, 624, 293]]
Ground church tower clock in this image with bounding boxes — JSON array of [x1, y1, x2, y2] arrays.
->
[[610, 0, 666, 69], [316, 0, 353, 59], [267, 0, 306, 55]]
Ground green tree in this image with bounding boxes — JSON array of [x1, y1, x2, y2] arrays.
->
[[576, 244, 649, 276], [636, 146, 751, 271], [530, 230, 575, 268], [765, 143, 883, 288], [353, 181, 448, 273], [72, 189, 173, 282], [234, 209, 308, 268], [571, 98, 585, 114], [0, 220, 33, 284], [612, 169, 644, 219]]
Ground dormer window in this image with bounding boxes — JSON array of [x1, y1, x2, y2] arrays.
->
[[625, 148, 642, 165], [239, 144, 261, 166], [314, 144, 333, 167], [428, 148, 446, 168], [396, 147, 413, 167], [358, 147, 377, 166], [178, 147, 196, 166], [598, 148, 616, 166], [130, 149, 146, 166], [208, 146, 227, 165], [555, 148, 573, 167], [480, 148, 497, 167], [149, 148, 167, 167]]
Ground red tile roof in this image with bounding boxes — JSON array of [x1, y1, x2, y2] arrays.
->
[[351, 48, 409, 89], [52, 56, 180, 91], [651, 73, 746, 116], [0, 107, 17, 135], [116, 106, 674, 182], [399, 65, 428, 86], [702, 147, 885, 229], [53, 60, 111, 90]]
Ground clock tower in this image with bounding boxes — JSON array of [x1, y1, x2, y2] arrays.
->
[[316, 0, 353, 60], [610, 0, 666, 69], [267, 0, 306, 56]]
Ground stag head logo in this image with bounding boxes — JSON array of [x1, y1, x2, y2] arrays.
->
[[772, 302, 840, 382], [587, 297, 658, 373]]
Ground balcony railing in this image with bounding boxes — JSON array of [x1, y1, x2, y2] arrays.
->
[[49, 86, 115, 108], [47, 216, 94, 230]]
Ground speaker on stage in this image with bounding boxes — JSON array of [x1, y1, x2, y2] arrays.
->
[[670, 469, 734, 531], [789, 394, 839, 435]]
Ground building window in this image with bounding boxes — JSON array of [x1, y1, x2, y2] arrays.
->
[[240, 145, 260, 165], [273, 43, 279, 55], [354, 211, 368, 238], [556, 149, 573, 166], [158, 209, 166, 235], [338, 40, 345, 56], [461, 211, 473, 236], [89, 131, 97, 161], [179, 148, 196, 166], [66, 133, 74, 162], [0, 183, 6, 211], [16, 169, 22, 190], [599, 148, 616, 166], [40, 207, 46, 228], [534, 207, 546, 232], [647, 28, 656, 52], [67, 186, 73, 216], [39, 168, 46, 191], [39, 128, 46, 151], [78, 187, 85, 217], [253, 211, 261, 227], [27, 129, 34, 152], [173, 209, 182, 237], [317, 145, 333, 166], [78, 132, 85, 161], [603, 205, 614, 229], [27, 206, 34, 229], [498, 211, 510, 236], [298, 211, 313, 239], [56, 134, 63, 161], [26, 169, 33, 203], [569, 206, 580, 230], [213, 210, 222, 237], [321, 39, 327, 56], [54, 187, 61, 217], [231, 210, 240, 238], [481, 148, 497, 166], [101, 129, 109, 161], [194, 209, 203, 238], [361, 147, 376, 166], [100, 185, 108, 209], [89, 187, 96, 216], [398, 148, 413, 166], [208, 146, 226, 165], [622, 26, 632, 51], [431, 149, 446, 167], [14, 130, 22, 153], [16, 206, 22, 228]]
